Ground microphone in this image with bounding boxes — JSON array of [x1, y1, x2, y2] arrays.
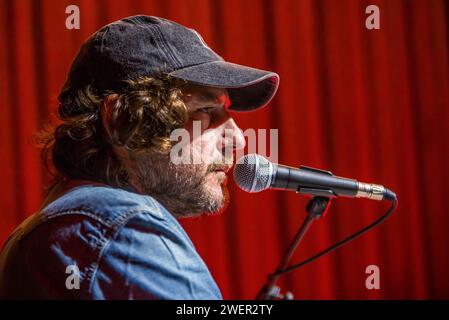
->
[[233, 154, 397, 201]]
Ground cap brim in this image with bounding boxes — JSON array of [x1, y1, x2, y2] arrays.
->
[[169, 61, 279, 112]]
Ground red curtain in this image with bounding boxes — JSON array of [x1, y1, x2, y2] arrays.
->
[[1, 0, 448, 299]]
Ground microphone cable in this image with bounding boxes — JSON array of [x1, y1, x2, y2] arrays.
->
[[271, 198, 398, 278]]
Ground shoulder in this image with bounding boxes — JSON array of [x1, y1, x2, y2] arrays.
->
[[0, 185, 182, 298], [91, 210, 222, 299], [40, 184, 166, 227]]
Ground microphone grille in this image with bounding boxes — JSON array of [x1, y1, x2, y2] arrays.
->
[[233, 154, 274, 193]]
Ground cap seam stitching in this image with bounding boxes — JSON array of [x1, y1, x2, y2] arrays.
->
[[152, 24, 183, 70], [96, 28, 111, 90], [143, 24, 175, 71]]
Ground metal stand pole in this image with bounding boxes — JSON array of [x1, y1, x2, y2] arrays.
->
[[256, 196, 332, 300]]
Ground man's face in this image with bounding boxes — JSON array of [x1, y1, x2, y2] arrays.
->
[[128, 84, 246, 218]]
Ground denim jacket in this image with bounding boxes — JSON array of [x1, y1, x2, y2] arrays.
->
[[0, 183, 222, 299]]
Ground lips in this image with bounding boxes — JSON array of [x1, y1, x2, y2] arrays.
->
[[208, 164, 232, 174], [214, 165, 232, 173]]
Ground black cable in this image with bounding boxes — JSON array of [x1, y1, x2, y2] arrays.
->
[[272, 199, 398, 278]]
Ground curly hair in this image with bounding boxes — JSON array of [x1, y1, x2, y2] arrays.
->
[[37, 75, 189, 189]]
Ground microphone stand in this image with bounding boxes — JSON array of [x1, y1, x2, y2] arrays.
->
[[256, 196, 332, 300]]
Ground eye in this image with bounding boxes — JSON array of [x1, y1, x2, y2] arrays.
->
[[197, 107, 215, 114]]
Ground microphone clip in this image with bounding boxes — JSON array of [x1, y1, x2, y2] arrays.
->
[[298, 187, 336, 199], [306, 196, 332, 219]]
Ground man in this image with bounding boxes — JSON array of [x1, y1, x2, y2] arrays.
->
[[0, 15, 279, 299]]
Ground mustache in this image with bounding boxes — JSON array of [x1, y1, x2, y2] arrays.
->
[[207, 164, 227, 173], [206, 159, 233, 173]]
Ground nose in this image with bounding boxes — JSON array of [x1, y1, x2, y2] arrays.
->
[[221, 117, 246, 152]]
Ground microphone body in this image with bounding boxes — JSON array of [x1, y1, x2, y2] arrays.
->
[[234, 154, 396, 201]]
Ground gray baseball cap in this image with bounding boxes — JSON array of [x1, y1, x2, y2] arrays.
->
[[60, 15, 279, 111]]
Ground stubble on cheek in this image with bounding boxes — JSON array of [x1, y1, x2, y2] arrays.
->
[[129, 150, 229, 218]]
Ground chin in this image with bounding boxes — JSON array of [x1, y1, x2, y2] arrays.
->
[[204, 184, 230, 216]]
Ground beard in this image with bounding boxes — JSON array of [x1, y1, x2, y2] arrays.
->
[[129, 150, 230, 218]]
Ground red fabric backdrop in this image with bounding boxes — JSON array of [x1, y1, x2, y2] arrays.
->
[[1, 0, 448, 299]]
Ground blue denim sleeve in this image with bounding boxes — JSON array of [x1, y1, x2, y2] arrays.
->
[[89, 211, 222, 300]]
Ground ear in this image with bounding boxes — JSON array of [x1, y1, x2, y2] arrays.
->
[[101, 94, 119, 143]]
